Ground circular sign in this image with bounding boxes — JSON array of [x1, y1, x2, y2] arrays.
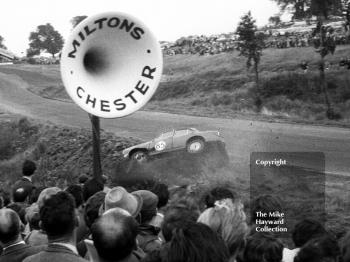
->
[[60, 12, 163, 118]]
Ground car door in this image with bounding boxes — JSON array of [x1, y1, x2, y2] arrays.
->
[[153, 131, 173, 153], [172, 130, 190, 150]]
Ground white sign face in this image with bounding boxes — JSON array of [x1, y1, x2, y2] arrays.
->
[[155, 141, 166, 151], [60, 12, 163, 118]]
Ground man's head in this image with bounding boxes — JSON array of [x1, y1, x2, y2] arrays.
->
[[294, 235, 340, 262], [39, 191, 77, 241], [292, 219, 327, 248], [22, 160, 36, 177], [243, 233, 283, 262], [0, 208, 21, 246], [163, 221, 229, 262], [91, 208, 138, 262], [83, 178, 104, 202], [132, 190, 158, 224], [13, 187, 29, 203], [250, 194, 283, 224], [151, 183, 169, 209], [204, 186, 235, 208], [65, 184, 84, 208]]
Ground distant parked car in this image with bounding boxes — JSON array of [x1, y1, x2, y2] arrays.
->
[[122, 128, 225, 162]]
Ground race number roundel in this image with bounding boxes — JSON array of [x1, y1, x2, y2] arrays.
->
[[60, 12, 163, 118], [155, 141, 166, 151]]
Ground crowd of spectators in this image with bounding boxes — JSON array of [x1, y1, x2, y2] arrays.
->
[[162, 25, 350, 56], [0, 159, 348, 262]]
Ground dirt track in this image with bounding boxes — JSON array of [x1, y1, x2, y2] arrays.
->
[[0, 71, 349, 176]]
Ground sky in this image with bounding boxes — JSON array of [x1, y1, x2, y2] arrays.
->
[[0, 0, 281, 56]]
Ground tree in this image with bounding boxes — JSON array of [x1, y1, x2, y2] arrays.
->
[[269, 15, 282, 26], [0, 35, 6, 49], [271, 0, 343, 19], [311, 0, 341, 119], [236, 11, 265, 111], [27, 23, 63, 57], [70, 15, 87, 29]]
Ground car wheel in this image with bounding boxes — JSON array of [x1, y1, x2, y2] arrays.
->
[[131, 151, 148, 163], [187, 138, 205, 154]]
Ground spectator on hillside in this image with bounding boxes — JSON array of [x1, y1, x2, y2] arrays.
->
[[12, 160, 37, 198], [24, 191, 87, 262], [243, 233, 283, 262], [91, 207, 144, 262], [13, 187, 30, 206], [161, 221, 230, 262], [294, 235, 340, 262], [78, 174, 89, 186], [83, 178, 104, 202], [66, 185, 88, 243], [198, 198, 248, 261], [133, 190, 163, 253], [0, 208, 44, 262], [283, 219, 328, 262]]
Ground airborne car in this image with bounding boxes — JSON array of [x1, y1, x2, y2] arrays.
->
[[122, 128, 225, 162]]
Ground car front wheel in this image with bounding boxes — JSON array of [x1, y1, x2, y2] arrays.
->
[[131, 150, 148, 163], [186, 138, 205, 154]]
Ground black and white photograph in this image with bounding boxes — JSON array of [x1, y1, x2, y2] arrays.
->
[[0, 0, 350, 261]]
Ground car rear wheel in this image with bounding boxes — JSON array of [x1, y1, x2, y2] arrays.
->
[[131, 150, 148, 163], [187, 138, 205, 154]]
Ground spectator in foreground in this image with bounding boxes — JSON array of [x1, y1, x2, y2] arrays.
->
[[133, 190, 163, 253], [0, 208, 44, 262], [83, 178, 104, 202], [198, 198, 248, 261], [65, 184, 88, 243], [77, 191, 106, 257], [149, 183, 169, 229], [161, 205, 199, 243], [162, 221, 229, 262], [204, 186, 236, 208], [103, 187, 143, 218], [12, 160, 37, 198], [24, 191, 86, 262], [243, 233, 283, 262], [282, 218, 328, 262], [91, 207, 143, 262], [294, 235, 340, 262]]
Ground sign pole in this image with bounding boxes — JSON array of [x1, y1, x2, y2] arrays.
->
[[89, 114, 103, 184]]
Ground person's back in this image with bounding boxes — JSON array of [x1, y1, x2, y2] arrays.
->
[[0, 208, 45, 262], [12, 160, 37, 198], [133, 190, 162, 253], [24, 191, 87, 262]]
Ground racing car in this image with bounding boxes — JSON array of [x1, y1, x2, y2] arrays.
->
[[122, 128, 225, 162]]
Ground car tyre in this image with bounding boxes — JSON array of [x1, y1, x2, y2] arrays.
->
[[130, 150, 148, 163], [186, 138, 205, 154]]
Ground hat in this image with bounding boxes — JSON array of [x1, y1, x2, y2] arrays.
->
[[104, 187, 143, 217], [132, 190, 158, 213], [37, 187, 61, 209]]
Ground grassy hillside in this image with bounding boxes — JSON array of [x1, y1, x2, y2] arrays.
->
[[0, 45, 350, 125]]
